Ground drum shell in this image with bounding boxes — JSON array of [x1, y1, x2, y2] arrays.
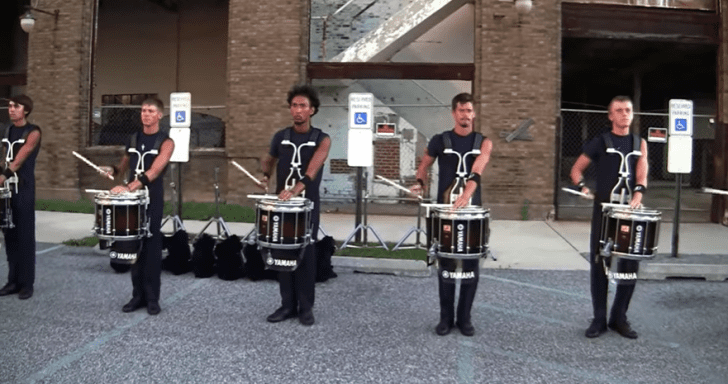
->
[[0, 187, 13, 229], [600, 208, 660, 260], [255, 199, 313, 250], [428, 207, 490, 258], [94, 191, 149, 241]]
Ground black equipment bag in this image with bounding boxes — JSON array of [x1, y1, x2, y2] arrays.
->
[[191, 234, 216, 278]]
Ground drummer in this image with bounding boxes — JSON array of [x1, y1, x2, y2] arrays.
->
[[101, 97, 174, 315], [0, 95, 41, 300], [409, 93, 493, 337], [259, 84, 331, 326], [570, 95, 648, 339]]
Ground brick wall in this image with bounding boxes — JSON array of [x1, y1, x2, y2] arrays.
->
[[474, 0, 561, 219], [26, 0, 94, 201], [225, 0, 309, 205], [373, 138, 401, 180]]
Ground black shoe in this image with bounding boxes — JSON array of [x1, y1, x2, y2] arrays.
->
[[435, 320, 453, 336], [585, 318, 607, 338], [456, 321, 475, 337], [0, 283, 19, 296], [18, 288, 33, 300], [266, 307, 297, 323], [147, 302, 161, 315], [299, 310, 315, 326], [122, 297, 146, 313], [608, 320, 638, 339]]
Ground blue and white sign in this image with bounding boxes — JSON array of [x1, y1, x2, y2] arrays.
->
[[668, 99, 693, 136], [170, 92, 191, 128], [349, 93, 373, 130]]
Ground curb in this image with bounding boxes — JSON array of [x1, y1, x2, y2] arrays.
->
[[332, 256, 432, 277]]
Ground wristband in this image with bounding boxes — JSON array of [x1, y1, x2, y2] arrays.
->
[[467, 172, 481, 185], [416, 178, 425, 188], [299, 175, 311, 187], [138, 173, 151, 186], [634, 184, 646, 194], [2, 168, 14, 179]]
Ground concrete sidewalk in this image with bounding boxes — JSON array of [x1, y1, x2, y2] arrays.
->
[[34, 210, 728, 279]]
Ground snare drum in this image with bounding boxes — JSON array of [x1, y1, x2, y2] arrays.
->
[[255, 198, 313, 250], [429, 206, 490, 258], [0, 186, 13, 229], [600, 207, 661, 260], [94, 190, 149, 241]]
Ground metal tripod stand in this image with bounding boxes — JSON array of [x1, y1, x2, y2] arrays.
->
[[194, 167, 231, 241]]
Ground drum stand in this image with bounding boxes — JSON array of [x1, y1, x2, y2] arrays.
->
[[194, 167, 232, 242], [340, 192, 389, 250], [392, 201, 427, 251], [161, 179, 185, 234]]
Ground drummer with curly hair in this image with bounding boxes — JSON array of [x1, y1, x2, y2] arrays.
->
[[102, 97, 175, 315], [259, 84, 331, 326], [410, 92, 493, 337], [570, 95, 648, 339]]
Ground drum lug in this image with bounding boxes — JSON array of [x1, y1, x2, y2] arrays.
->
[[600, 239, 614, 257]]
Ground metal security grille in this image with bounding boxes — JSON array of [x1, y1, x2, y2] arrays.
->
[[558, 109, 715, 221], [90, 105, 225, 148]]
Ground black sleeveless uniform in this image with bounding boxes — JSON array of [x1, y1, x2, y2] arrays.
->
[[125, 130, 170, 305], [269, 126, 328, 314], [427, 130, 483, 327], [582, 132, 641, 324], [2, 124, 41, 292]]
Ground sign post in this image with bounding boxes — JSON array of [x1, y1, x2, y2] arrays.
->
[[348, 93, 374, 243], [169, 92, 192, 224], [667, 99, 693, 258]]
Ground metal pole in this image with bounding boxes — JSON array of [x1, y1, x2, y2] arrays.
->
[[672, 173, 681, 258], [177, 162, 183, 222], [355, 167, 363, 243]]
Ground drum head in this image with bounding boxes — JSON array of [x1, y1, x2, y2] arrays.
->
[[433, 206, 489, 221]]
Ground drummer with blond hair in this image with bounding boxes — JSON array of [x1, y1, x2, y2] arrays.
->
[[102, 97, 174, 315], [410, 92, 493, 337], [570, 95, 648, 339], [259, 84, 331, 326]]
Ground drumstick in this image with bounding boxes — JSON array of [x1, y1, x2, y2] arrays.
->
[[231, 161, 265, 187], [246, 194, 307, 202], [375, 175, 423, 200], [72, 151, 114, 180], [84, 189, 108, 194], [702, 187, 728, 196], [561, 187, 594, 199]]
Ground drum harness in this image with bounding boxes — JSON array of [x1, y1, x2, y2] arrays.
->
[[1, 125, 33, 193], [281, 127, 320, 199], [125, 132, 166, 241], [599, 132, 642, 282], [442, 131, 482, 206]]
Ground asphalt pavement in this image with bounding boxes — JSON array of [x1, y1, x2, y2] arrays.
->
[[0, 211, 727, 383]]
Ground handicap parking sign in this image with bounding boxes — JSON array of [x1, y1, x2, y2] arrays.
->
[[354, 112, 367, 126], [675, 118, 687, 132], [175, 111, 186, 123]]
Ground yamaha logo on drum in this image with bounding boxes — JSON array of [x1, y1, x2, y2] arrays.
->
[[442, 270, 449, 279], [105, 208, 112, 234], [266, 256, 274, 265], [271, 215, 280, 242], [456, 224, 465, 252], [633, 225, 644, 252]]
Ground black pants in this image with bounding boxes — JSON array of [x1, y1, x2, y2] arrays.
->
[[3, 190, 36, 290], [277, 222, 318, 314], [590, 204, 638, 323], [438, 258, 479, 324], [131, 207, 162, 304]]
